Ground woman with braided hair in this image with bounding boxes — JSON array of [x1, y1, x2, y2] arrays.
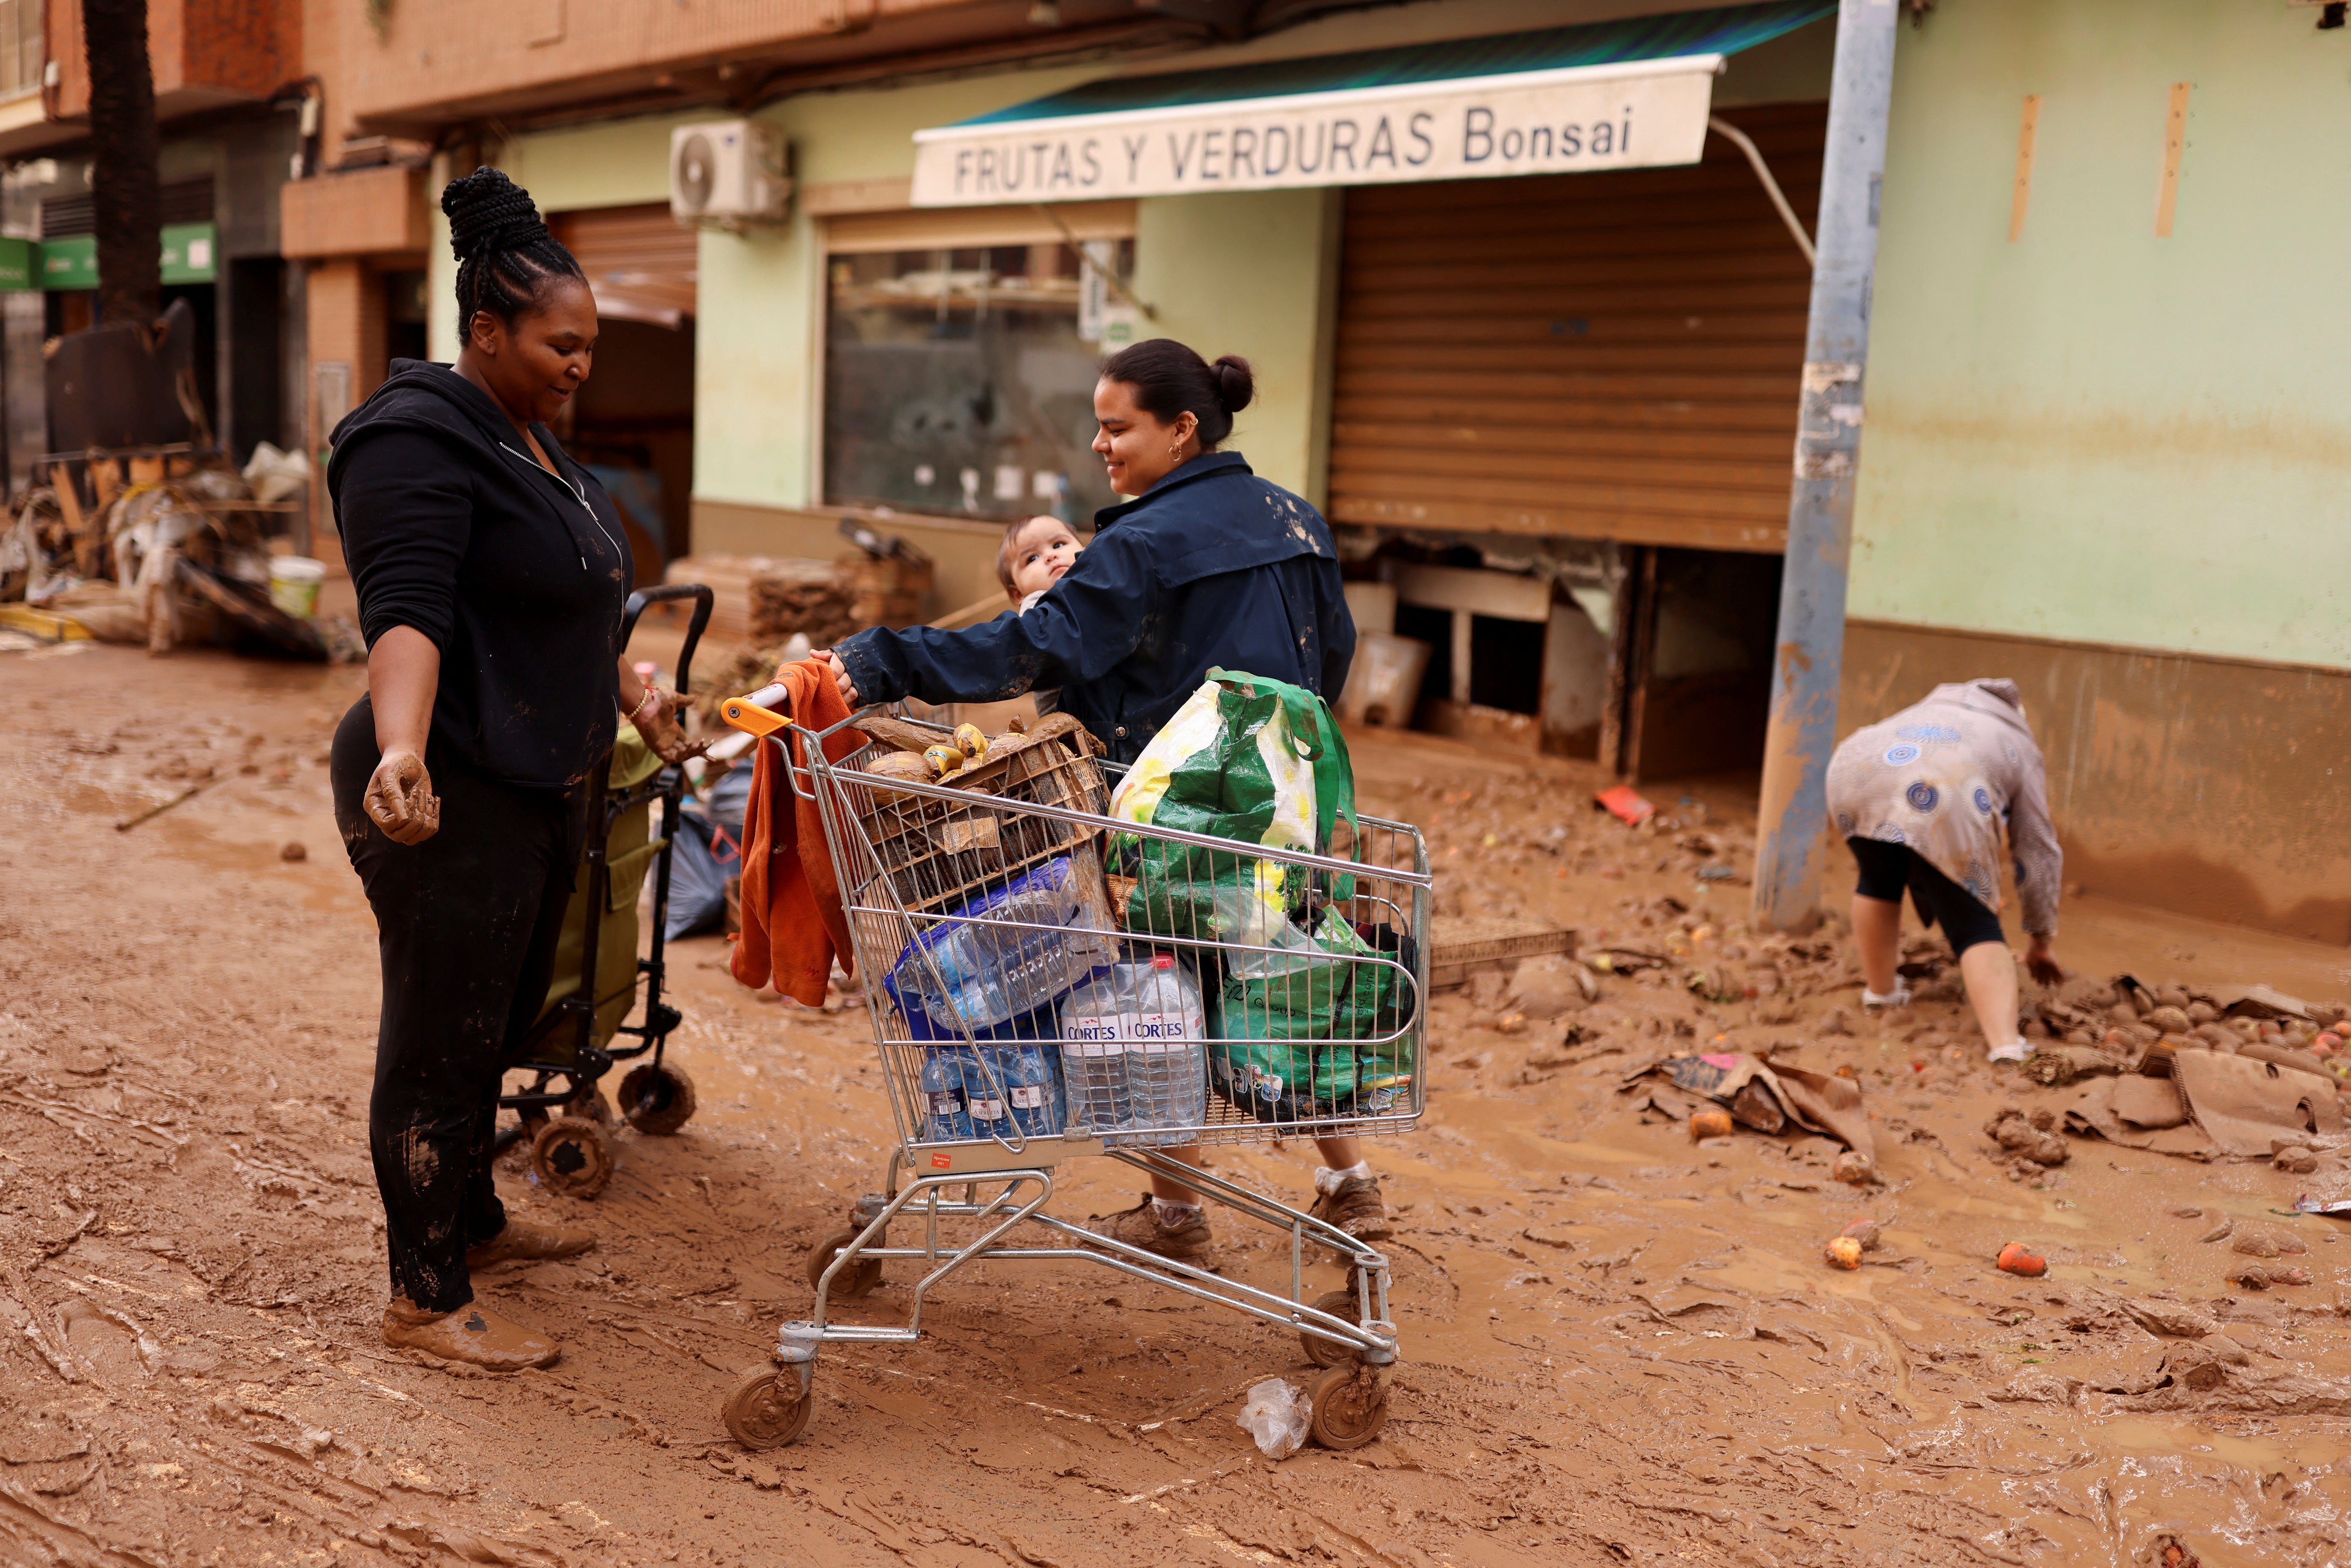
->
[[326, 168, 702, 1370]]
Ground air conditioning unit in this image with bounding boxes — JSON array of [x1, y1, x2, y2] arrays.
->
[[670, 121, 791, 225]]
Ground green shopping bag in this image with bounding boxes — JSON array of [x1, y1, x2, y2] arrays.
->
[[1210, 910, 1411, 1121], [1109, 669, 1358, 943]]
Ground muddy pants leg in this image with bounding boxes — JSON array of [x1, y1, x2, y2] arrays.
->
[[331, 700, 582, 1314]]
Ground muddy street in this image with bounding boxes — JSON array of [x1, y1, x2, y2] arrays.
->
[[6, 640, 2351, 1568]]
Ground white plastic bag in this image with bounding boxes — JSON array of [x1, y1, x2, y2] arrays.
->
[[1235, 1376, 1311, 1459]]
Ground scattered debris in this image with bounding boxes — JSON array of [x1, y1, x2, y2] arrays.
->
[[1235, 1378, 1310, 1459], [1997, 1242, 2048, 1278], [1594, 784, 1654, 826]]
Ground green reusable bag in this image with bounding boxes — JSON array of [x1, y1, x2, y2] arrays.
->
[[1109, 669, 1359, 944], [1210, 911, 1405, 1119]]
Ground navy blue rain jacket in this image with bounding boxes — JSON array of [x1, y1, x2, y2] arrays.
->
[[834, 452, 1355, 764]]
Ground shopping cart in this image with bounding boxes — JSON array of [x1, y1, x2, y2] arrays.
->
[[712, 692, 1429, 1453]]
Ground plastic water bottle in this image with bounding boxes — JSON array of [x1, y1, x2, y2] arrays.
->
[[889, 859, 1116, 1033], [991, 1039, 1065, 1137], [961, 1052, 1012, 1142], [920, 1048, 972, 1141], [1059, 972, 1130, 1135], [1125, 954, 1207, 1146]]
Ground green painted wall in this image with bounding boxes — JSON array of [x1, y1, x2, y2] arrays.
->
[[1854, 0, 2351, 669], [1131, 187, 1339, 503]]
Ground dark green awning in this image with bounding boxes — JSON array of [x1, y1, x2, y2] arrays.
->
[[953, 2, 1833, 128]]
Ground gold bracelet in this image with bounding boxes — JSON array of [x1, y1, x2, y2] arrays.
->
[[625, 685, 660, 722]]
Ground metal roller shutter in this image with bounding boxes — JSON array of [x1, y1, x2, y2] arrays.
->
[[551, 204, 699, 328], [1328, 103, 1825, 555]]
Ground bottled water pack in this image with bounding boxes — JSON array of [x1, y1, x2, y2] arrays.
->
[[920, 1040, 1065, 1142], [885, 858, 1117, 1035]]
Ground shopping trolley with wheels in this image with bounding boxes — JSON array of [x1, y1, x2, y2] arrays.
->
[[711, 692, 1429, 1453]]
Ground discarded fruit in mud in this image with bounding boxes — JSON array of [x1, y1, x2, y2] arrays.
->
[[1838, 1217, 1882, 1251], [1824, 1236, 1863, 1270], [922, 744, 964, 779], [952, 722, 988, 759], [1832, 1150, 1877, 1185], [1689, 1108, 1733, 1141], [1996, 1242, 2047, 1277]]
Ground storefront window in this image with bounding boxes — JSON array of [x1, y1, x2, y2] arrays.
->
[[824, 240, 1131, 524]]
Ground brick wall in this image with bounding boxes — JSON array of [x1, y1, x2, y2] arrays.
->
[[281, 165, 426, 258], [52, 0, 299, 117], [303, 254, 386, 545]]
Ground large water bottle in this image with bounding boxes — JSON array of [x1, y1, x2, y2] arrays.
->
[[1059, 970, 1131, 1135], [1124, 954, 1207, 1145], [991, 1039, 1065, 1138]]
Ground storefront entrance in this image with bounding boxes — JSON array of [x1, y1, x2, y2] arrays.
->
[[1328, 101, 1824, 782]]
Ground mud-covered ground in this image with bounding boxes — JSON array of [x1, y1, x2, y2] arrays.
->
[[7, 637, 2351, 1568]]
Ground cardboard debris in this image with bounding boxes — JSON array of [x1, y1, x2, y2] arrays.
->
[[2067, 1046, 2342, 1160], [2174, 1049, 2340, 1157], [1621, 1051, 1874, 1163]]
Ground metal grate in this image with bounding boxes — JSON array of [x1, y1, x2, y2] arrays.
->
[[40, 177, 217, 240]]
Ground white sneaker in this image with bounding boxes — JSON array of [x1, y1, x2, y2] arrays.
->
[[1987, 1040, 2030, 1064], [1861, 982, 1912, 1010]]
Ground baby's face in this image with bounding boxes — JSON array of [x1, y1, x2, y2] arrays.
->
[[1011, 520, 1082, 597]]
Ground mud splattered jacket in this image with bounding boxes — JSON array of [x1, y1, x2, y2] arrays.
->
[[836, 452, 1355, 765]]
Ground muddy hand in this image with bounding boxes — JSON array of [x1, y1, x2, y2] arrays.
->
[[813, 649, 860, 709], [634, 686, 710, 766], [2025, 937, 2063, 987], [365, 748, 440, 845]]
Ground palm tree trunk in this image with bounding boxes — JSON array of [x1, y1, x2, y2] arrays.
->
[[83, 0, 161, 326]]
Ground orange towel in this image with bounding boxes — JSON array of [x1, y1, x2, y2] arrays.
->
[[729, 660, 866, 1006]]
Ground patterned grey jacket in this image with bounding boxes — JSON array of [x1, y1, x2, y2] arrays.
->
[[1827, 679, 2063, 936]]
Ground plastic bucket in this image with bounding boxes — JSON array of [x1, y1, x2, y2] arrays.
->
[[268, 557, 326, 621]]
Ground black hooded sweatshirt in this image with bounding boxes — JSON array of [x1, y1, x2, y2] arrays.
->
[[329, 359, 632, 790]]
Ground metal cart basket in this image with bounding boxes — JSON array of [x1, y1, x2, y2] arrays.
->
[[714, 697, 1431, 1453]]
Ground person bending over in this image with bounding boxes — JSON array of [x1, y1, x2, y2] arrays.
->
[[1826, 678, 2064, 1063]]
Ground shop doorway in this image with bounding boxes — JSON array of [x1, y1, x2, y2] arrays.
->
[[1326, 101, 1824, 784], [552, 205, 698, 569]]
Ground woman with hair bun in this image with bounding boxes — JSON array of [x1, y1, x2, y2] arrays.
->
[[825, 336, 1384, 1261], [829, 337, 1352, 763], [325, 168, 702, 1371]]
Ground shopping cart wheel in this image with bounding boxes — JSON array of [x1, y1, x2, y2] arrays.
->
[[807, 1229, 884, 1299], [617, 1062, 698, 1136], [1305, 1363, 1390, 1450], [530, 1116, 615, 1199], [1299, 1289, 1364, 1369], [722, 1366, 813, 1450]]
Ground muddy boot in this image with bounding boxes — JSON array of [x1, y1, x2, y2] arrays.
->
[[465, 1217, 595, 1270], [1310, 1171, 1391, 1242], [382, 1298, 560, 1371], [1082, 1195, 1216, 1267]]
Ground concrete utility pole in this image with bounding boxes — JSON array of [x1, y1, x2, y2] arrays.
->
[[1750, 0, 1899, 932]]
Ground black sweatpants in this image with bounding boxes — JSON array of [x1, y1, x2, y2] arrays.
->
[[331, 699, 586, 1314]]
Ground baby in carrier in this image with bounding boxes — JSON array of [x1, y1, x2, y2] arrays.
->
[[996, 515, 1083, 715]]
